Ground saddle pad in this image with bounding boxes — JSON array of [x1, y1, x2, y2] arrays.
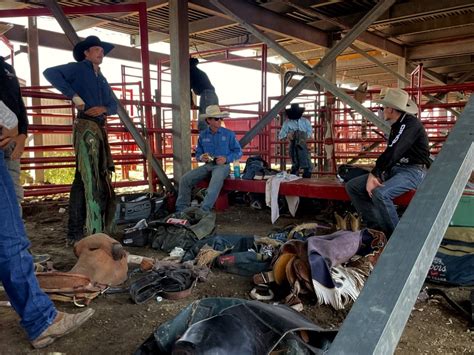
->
[[36, 272, 103, 306]]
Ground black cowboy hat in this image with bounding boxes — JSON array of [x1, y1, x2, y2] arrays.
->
[[73, 36, 115, 62], [285, 103, 305, 120]]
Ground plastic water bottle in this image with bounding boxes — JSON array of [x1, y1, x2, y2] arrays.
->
[[233, 161, 241, 179]]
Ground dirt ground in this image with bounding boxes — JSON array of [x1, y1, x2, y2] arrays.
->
[[0, 197, 472, 354]]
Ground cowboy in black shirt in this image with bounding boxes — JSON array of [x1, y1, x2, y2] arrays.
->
[[190, 57, 219, 132], [346, 88, 430, 237], [0, 56, 28, 205]]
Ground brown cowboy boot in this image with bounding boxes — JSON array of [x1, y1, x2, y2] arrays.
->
[[334, 212, 347, 230], [31, 308, 95, 349]]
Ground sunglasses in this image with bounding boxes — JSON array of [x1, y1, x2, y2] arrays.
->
[[209, 117, 223, 121]]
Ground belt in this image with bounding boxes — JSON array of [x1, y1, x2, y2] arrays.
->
[[77, 112, 105, 127], [396, 163, 426, 169]]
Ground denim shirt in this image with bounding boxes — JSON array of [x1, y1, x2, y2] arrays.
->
[[196, 127, 242, 164], [278, 117, 312, 140], [43, 60, 117, 116]]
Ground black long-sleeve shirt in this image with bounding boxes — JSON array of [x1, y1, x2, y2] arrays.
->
[[371, 113, 430, 179], [0, 57, 28, 135], [190, 65, 215, 95]]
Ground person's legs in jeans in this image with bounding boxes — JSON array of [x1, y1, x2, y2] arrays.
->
[[289, 139, 299, 175], [302, 168, 312, 178], [4, 142, 23, 215], [345, 173, 384, 229], [371, 165, 426, 236], [0, 150, 57, 341], [297, 142, 312, 178], [176, 164, 212, 212], [67, 169, 86, 243], [201, 164, 230, 212]]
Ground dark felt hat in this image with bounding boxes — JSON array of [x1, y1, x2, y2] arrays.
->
[[285, 103, 305, 120], [73, 36, 114, 62]]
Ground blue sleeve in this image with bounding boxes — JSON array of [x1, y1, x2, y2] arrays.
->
[[195, 134, 205, 162], [226, 131, 242, 163], [304, 118, 312, 137], [43, 63, 78, 99], [279, 121, 289, 140], [106, 88, 118, 115]]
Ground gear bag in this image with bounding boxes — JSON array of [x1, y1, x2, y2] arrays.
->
[[337, 164, 369, 183], [427, 227, 474, 286], [115, 193, 166, 224], [242, 155, 269, 180], [150, 207, 216, 253]]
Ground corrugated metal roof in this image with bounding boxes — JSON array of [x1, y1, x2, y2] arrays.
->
[[4, 0, 474, 86]]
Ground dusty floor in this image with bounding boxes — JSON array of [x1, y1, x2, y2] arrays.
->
[[0, 198, 472, 354]]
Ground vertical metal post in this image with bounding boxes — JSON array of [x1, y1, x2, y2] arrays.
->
[[138, 2, 156, 191], [397, 56, 407, 88], [138, 2, 153, 135], [169, 0, 191, 182], [261, 44, 267, 112], [155, 59, 163, 169], [27, 16, 44, 183], [329, 96, 474, 355]]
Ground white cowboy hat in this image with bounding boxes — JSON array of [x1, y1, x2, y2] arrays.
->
[[199, 105, 230, 119], [377, 88, 418, 115]]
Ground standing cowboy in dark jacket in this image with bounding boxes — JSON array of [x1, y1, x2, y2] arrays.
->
[[346, 88, 430, 237]]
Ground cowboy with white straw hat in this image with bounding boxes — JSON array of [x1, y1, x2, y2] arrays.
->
[[345, 87, 431, 238], [378, 87, 418, 115], [199, 104, 229, 119], [175, 105, 242, 213]]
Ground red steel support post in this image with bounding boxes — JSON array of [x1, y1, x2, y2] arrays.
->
[[138, 2, 156, 191]]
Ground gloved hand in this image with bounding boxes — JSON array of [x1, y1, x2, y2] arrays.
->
[[72, 94, 86, 111]]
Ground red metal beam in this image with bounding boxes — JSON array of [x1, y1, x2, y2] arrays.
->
[[24, 180, 149, 197], [0, 4, 140, 18]]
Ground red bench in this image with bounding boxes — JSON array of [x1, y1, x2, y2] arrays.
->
[[199, 177, 415, 211]]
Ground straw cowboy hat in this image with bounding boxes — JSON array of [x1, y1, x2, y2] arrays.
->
[[199, 105, 230, 119], [377, 88, 418, 115], [73, 36, 115, 62], [285, 103, 305, 120]]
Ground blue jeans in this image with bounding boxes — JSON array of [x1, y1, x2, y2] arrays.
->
[[176, 163, 230, 212], [345, 165, 426, 237], [0, 150, 57, 340], [4, 141, 24, 212], [289, 135, 312, 178]]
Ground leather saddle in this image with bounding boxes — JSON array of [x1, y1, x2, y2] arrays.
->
[[253, 240, 313, 310], [36, 233, 128, 306]]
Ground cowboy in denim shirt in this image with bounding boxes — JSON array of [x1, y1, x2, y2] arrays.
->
[[43, 36, 117, 245], [176, 105, 242, 212], [279, 103, 313, 178]]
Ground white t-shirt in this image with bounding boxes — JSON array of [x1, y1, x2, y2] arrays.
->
[[0, 100, 18, 129]]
